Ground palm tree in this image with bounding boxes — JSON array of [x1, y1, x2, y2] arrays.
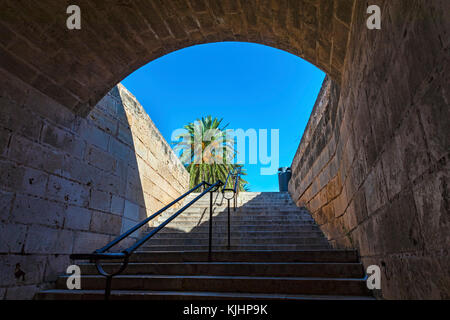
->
[[173, 116, 249, 191]]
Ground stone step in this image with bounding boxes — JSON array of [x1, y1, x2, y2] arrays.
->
[[129, 250, 359, 263], [155, 219, 315, 226], [36, 289, 374, 300], [155, 216, 313, 223], [34, 191, 375, 301], [158, 220, 317, 228], [76, 262, 365, 278], [184, 202, 296, 206], [161, 209, 311, 215], [191, 206, 299, 210], [183, 201, 297, 205], [149, 225, 322, 233], [157, 211, 313, 220], [185, 200, 296, 205], [141, 244, 331, 251], [54, 274, 370, 296], [141, 237, 329, 246], [151, 231, 325, 239], [155, 216, 315, 223]]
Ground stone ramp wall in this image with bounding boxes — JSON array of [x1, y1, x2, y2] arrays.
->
[[289, 0, 449, 299], [0, 70, 189, 299]]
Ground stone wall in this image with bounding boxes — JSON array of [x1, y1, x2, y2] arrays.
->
[[0, 70, 189, 299], [0, 0, 356, 115], [289, 0, 449, 299]]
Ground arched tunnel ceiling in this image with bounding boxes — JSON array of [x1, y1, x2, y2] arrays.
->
[[0, 0, 356, 116]]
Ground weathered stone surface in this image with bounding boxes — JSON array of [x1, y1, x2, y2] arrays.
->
[[24, 225, 74, 254], [64, 206, 92, 231], [90, 211, 122, 235], [0, 72, 189, 298], [413, 169, 450, 252], [5, 285, 40, 300], [89, 189, 111, 212], [363, 162, 388, 216], [72, 231, 111, 254], [289, 0, 449, 300], [111, 195, 125, 216], [0, 223, 27, 253], [124, 200, 140, 221], [46, 175, 89, 207], [11, 194, 65, 228], [0, 0, 356, 116], [0, 190, 14, 222]]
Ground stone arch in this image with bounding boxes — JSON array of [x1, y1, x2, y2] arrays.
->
[[1, 0, 448, 300], [1, 0, 355, 115]]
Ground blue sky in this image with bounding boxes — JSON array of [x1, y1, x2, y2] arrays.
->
[[122, 42, 325, 192]]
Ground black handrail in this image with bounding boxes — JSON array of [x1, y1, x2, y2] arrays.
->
[[70, 166, 243, 300], [222, 167, 242, 250], [70, 179, 224, 300]]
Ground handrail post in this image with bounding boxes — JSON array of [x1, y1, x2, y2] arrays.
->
[[208, 190, 213, 262], [227, 198, 231, 250], [105, 275, 113, 301]]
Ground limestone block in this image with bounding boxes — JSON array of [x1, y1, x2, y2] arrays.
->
[[5, 285, 40, 300], [21, 167, 49, 198], [342, 206, 358, 233], [11, 194, 65, 228], [3, 254, 47, 287], [123, 200, 140, 221], [84, 145, 116, 172], [41, 124, 85, 159], [413, 169, 450, 252], [43, 254, 71, 283], [0, 161, 25, 192], [326, 173, 341, 202], [64, 206, 91, 231], [93, 170, 124, 195], [352, 189, 368, 225], [89, 189, 111, 212], [0, 189, 14, 222], [416, 81, 450, 162], [111, 195, 125, 216], [74, 118, 110, 151], [396, 108, 431, 182], [108, 137, 131, 162], [0, 127, 10, 156], [24, 225, 73, 254], [61, 156, 102, 186], [363, 161, 388, 216], [8, 135, 64, 175], [46, 175, 89, 207], [121, 217, 140, 238], [114, 159, 128, 182], [133, 137, 148, 160], [87, 109, 117, 136], [372, 190, 423, 255], [0, 97, 42, 140], [90, 211, 122, 235], [72, 231, 110, 253], [0, 223, 27, 253], [381, 135, 409, 200], [333, 186, 348, 219], [117, 123, 134, 147]]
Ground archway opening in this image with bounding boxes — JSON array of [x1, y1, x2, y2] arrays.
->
[[120, 41, 326, 191]]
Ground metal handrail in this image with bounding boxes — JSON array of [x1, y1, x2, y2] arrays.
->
[[221, 167, 242, 249], [70, 179, 225, 300]]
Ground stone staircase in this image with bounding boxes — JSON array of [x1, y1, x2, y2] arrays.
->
[[37, 192, 373, 300]]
